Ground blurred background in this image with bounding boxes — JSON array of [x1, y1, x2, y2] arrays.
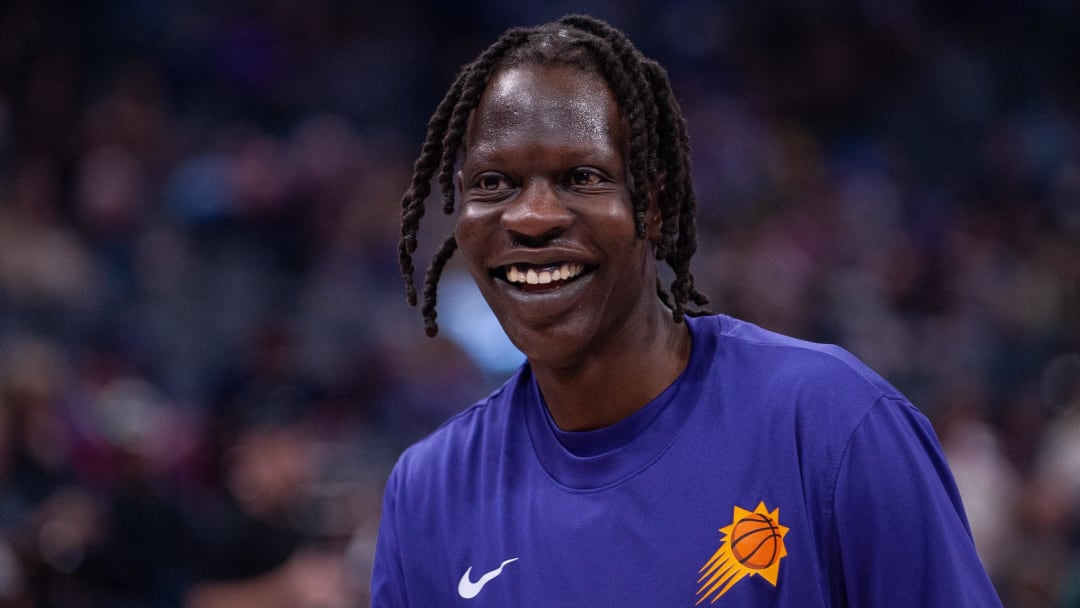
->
[[0, 0, 1077, 606]]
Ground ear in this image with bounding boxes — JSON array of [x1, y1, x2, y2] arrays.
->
[[646, 173, 666, 244]]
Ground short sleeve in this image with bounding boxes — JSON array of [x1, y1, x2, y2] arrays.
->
[[830, 396, 1002, 606], [370, 464, 409, 608]]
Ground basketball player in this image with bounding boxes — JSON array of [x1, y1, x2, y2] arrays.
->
[[373, 14, 1002, 606]]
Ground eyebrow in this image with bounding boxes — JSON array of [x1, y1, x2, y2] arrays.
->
[[462, 142, 624, 169]]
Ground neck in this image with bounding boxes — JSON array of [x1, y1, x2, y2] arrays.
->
[[530, 308, 692, 432]]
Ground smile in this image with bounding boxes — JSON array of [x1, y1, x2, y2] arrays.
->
[[500, 262, 587, 287]]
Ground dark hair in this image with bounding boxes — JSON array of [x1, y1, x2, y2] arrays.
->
[[398, 14, 709, 337]]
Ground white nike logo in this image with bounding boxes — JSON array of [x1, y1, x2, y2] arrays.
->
[[457, 558, 519, 599]]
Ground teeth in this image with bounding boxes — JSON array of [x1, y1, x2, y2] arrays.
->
[[505, 262, 584, 285]]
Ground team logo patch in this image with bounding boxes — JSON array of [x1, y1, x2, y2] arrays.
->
[[696, 501, 790, 604]]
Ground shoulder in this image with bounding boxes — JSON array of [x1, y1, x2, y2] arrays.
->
[[688, 314, 914, 438], [695, 314, 904, 400], [388, 366, 527, 491]]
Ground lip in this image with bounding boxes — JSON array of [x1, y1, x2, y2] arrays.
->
[[488, 246, 595, 270], [492, 265, 596, 307]]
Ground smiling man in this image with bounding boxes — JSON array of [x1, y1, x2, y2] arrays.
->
[[373, 15, 1001, 607], [453, 60, 689, 432]]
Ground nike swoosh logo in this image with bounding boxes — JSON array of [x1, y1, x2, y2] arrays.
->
[[457, 558, 519, 599]]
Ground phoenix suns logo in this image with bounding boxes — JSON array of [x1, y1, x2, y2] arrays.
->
[[696, 501, 790, 604]]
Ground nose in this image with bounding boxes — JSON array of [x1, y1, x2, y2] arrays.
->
[[501, 179, 573, 245]]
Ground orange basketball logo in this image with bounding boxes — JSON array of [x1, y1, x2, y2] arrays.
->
[[696, 501, 790, 604], [730, 512, 783, 570]]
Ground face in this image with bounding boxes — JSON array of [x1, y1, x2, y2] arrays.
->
[[454, 63, 661, 367]]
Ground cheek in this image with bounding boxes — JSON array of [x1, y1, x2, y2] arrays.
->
[[454, 206, 493, 270], [592, 200, 640, 246]]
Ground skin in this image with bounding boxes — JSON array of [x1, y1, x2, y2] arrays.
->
[[454, 63, 691, 432]]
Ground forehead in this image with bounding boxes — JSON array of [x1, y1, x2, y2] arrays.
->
[[465, 64, 625, 156]]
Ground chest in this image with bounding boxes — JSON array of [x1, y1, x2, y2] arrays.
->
[[397, 441, 829, 607]]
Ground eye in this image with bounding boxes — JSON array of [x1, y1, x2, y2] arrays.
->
[[475, 173, 509, 191], [568, 168, 603, 187]]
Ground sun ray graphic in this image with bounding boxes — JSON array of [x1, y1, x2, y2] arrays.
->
[[695, 501, 789, 604]]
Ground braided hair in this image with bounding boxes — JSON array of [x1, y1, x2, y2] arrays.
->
[[399, 14, 710, 337]]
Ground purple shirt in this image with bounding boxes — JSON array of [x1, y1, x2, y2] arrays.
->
[[371, 315, 1001, 606]]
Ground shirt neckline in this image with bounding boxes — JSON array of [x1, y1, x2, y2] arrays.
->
[[521, 316, 714, 491]]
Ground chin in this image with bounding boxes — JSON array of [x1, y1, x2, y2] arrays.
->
[[502, 315, 604, 368]]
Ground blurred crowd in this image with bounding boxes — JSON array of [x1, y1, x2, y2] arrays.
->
[[0, 1, 1077, 606]]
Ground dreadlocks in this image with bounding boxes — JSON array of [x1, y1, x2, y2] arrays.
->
[[398, 14, 710, 337]]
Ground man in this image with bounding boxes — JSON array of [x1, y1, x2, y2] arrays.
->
[[374, 14, 1001, 606]]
